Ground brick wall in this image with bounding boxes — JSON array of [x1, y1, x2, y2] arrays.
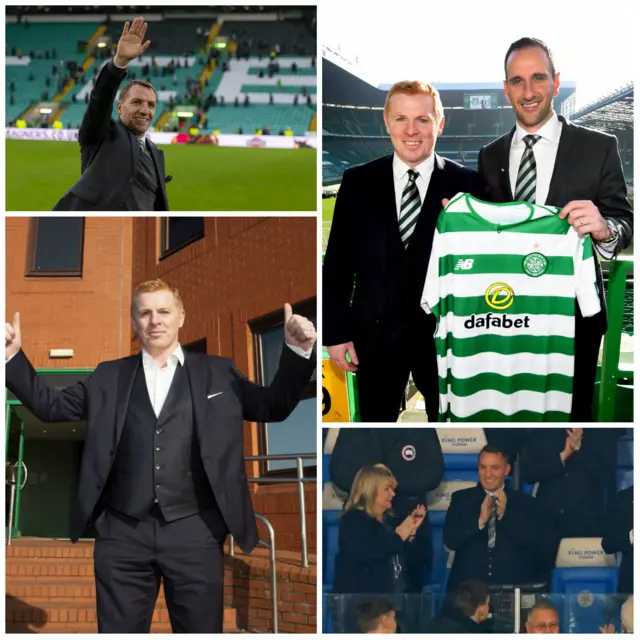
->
[[5, 216, 133, 367]]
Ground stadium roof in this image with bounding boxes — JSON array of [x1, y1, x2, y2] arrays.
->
[[570, 83, 633, 133]]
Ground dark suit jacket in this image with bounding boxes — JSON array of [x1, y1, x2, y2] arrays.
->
[[333, 508, 407, 595], [426, 605, 486, 634], [478, 115, 633, 332], [323, 154, 488, 349], [53, 61, 170, 211], [5, 346, 315, 550], [601, 485, 633, 594], [443, 484, 555, 592], [520, 428, 621, 537]]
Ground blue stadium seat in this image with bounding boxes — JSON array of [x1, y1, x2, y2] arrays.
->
[[425, 510, 449, 594], [520, 482, 535, 496], [616, 469, 633, 491], [323, 509, 341, 589], [551, 538, 619, 633], [322, 453, 331, 484], [617, 434, 633, 468]]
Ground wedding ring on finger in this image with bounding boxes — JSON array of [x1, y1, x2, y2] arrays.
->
[[579, 217, 584, 226]]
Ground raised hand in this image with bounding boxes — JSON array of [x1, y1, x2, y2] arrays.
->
[[114, 17, 151, 67], [283, 303, 316, 351], [5, 312, 22, 361]]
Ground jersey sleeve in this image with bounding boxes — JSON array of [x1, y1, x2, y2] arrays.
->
[[574, 234, 602, 318], [421, 227, 442, 318]]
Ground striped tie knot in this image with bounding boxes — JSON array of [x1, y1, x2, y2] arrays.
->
[[407, 168, 418, 183], [523, 134, 541, 149]]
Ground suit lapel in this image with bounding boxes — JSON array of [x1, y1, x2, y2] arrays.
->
[[115, 355, 141, 443], [184, 351, 208, 440], [500, 129, 515, 201], [546, 116, 573, 206]]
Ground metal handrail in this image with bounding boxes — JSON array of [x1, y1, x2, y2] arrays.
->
[[245, 452, 315, 568], [6, 461, 27, 547], [255, 514, 278, 634]]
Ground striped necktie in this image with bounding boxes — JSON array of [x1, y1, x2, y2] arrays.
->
[[487, 494, 497, 549], [514, 134, 541, 203], [399, 169, 421, 248], [139, 138, 146, 153]]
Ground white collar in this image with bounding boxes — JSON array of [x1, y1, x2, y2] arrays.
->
[[141, 343, 184, 367], [392, 152, 435, 183], [514, 111, 561, 145]]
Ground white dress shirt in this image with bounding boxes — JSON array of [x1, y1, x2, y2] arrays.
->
[[141, 345, 184, 417], [509, 112, 562, 207], [509, 111, 618, 257], [392, 153, 435, 219]]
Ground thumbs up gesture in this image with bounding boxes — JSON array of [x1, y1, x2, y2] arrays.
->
[[284, 303, 316, 351], [5, 312, 22, 361]]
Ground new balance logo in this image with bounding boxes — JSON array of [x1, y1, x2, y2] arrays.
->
[[454, 258, 474, 271]]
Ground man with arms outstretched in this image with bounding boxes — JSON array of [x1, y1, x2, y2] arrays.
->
[[5, 279, 317, 633]]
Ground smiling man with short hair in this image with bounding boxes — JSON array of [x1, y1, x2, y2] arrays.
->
[[54, 17, 171, 211]]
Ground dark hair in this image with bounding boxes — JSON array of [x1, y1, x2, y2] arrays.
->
[[356, 597, 395, 633], [455, 580, 490, 617], [119, 79, 157, 103], [527, 598, 559, 620], [504, 37, 556, 80], [478, 444, 509, 464]]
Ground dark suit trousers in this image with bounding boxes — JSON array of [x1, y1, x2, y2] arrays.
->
[[354, 322, 439, 422], [571, 309, 604, 422], [93, 505, 225, 633]]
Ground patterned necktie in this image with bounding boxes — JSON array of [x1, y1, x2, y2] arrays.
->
[[399, 169, 421, 248], [514, 134, 541, 203], [138, 138, 146, 153], [487, 494, 497, 549]]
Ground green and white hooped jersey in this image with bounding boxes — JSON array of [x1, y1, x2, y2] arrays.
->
[[421, 192, 601, 422]]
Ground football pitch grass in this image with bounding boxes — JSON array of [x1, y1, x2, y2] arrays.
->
[[322, 196, 336, 251], [6, 140, 316, 211]]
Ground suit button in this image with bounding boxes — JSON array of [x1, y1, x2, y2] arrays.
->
[[155, 464, 161, 470], [110, 449, 115, 455], [118, 202, 125, 209], [156, 483, 161, 489], [156, 429, 162, 434], [97, 483, 103, 489], [155, 446, 160, 452]]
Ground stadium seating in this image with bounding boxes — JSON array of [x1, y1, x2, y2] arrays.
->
[[322, 427, 632, 633], [551, 538, 619, 633], [6, 16, 317, 136]]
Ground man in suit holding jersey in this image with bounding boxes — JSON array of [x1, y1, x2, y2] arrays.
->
[[323, 80, 488, 422], [5, 279, 316, 633], [477, 37, 633, 421]]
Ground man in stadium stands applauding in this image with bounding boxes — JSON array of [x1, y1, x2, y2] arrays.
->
[[525, 600, 561, 634], [427, 579, 491, 633], [444, 445, 555, 594], [520, 429, 621, 543], [477, 37, 633, 421], [600, 595, 634, 634], [601, 485, 634, 596], [323, 81, 488, 422], [53, 17, 171, 211]]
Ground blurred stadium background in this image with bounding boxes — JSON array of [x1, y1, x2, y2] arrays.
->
[[5, 5, 317, 210]]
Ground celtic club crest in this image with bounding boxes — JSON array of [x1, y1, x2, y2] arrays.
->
[[522, 252, 548, 277]]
